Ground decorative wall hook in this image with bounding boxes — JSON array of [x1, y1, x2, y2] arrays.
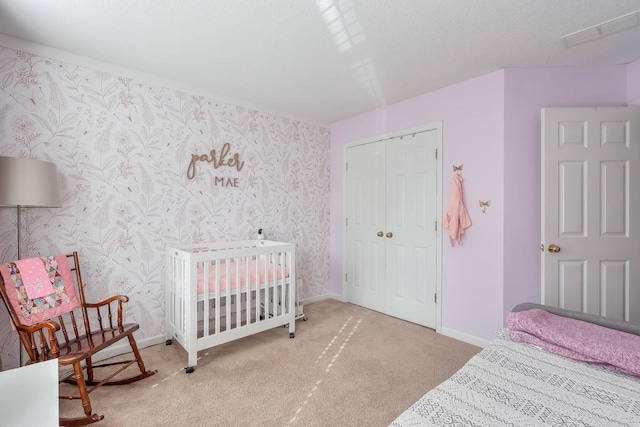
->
[[479, 200, 491, 213], [452, 164, 463, 172]]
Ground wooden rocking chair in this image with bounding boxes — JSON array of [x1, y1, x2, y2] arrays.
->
[[0, 252, 157, 426]]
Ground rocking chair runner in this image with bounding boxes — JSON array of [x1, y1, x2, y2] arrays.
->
[[0, 252, 157, 426]]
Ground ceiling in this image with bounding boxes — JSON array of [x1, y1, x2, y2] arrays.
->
[[1, 1, 640, 124]]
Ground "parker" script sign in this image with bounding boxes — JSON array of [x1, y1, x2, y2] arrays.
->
[[187, 142, 245, 186]]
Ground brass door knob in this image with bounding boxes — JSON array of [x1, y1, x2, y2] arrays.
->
[[386, 232, 393, 238], [377, 231, 384, 237], [548, 244, 561, 253]]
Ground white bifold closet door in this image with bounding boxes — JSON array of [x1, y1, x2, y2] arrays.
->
[[346, 130, 438, 328]]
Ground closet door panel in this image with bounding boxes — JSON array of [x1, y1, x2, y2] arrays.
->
[[346, 141, 386, 312], [385, 132, 438, 327]]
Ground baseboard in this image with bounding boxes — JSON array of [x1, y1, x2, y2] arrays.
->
[[93, 335, 167, 362], [302, 292, 344, 305], [440, 327, 491, 348]]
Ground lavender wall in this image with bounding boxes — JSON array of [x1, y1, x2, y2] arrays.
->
[[629, 59, 640, 104], [502, 65, 629, 322], [332, 64, 634, 342], [331, 70, 506, 341]]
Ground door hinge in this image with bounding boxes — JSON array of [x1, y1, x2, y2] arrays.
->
[[434, 293, 437, 304], [346, 217, 349, 226], [345, 273, 348, 282], [435, 148, 438, 159], [435, 220, 437, 231], [346, 162, 348, 171]]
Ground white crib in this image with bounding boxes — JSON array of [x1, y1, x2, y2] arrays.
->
[[165, 240, 296, 372]]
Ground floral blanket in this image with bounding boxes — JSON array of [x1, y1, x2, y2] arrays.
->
[[390, 329, 640, 426], [0, 255, 80, 326]]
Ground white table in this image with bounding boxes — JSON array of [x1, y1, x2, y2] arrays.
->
[[0, 359, 58, 426]]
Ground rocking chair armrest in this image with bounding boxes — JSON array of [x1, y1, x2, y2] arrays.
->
[[16, 320, 62, 360], [84, 295, 129, 328], [16, 320, 61, 335], [84, 295, 129, 308]]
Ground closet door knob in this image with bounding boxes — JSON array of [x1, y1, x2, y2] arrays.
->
[[377, 231, 384, 237], [386, 232, 393, 238]]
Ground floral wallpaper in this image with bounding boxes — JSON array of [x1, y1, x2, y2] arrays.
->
[[0, 46, 330, 369]]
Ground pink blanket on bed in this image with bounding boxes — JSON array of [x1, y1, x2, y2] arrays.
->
[[507, 309, 640, 376], [197, 260, 289, 295]]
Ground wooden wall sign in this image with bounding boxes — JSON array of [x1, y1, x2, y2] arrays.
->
[[187, 142, 245, 187]]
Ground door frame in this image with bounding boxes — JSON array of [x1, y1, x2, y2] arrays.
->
[[342, 122, 444, 332]]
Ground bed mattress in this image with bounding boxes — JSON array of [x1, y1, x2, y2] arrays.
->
[[390, 329, 640, 426]]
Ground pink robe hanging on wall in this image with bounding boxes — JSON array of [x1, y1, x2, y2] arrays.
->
[[443, 173, 471, 245]]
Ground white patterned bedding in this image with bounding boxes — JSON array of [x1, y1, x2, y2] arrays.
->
[[391, 330, 640, 426]]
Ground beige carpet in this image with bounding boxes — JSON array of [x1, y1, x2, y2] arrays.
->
[[60, 300, 480, 426]]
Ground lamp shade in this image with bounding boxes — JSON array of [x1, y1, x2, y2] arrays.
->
[[0, 157, 62, 207]]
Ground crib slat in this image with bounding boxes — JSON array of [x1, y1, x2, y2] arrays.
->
[[254, 256, 260, 324], [203, 262, 210, 338], [172, 256, 178, 334], [178, 256, 185, 336], [225, 259, 231, 331], [175, 256, 178, 330], [263, 255, 269, 320], [280, 251, 285, 316], [180, 256, 186, 335], [214, 259, 220, 335], [289, 250, 296, 322], [245, 257, 250, 326], [234, 257, 240, 328], [278, 256, 282, 315], [273, 254, 278, 317]]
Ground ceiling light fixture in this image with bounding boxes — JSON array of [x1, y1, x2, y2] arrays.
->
[[561, 9, 640, 47]]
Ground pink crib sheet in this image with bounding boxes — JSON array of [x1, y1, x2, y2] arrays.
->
[[197, 259, 289, 295]]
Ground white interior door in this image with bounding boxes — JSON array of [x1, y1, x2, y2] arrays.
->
[[345, 141, 386, 313], [345, 129, 439, 328], [542, 107, 640, 323]]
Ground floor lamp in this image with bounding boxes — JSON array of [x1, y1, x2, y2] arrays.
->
[[0, 156, 62, 366]]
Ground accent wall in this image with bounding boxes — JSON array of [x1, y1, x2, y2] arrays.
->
[[0, 45, 330, 369]]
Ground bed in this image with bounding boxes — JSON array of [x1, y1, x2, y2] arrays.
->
[[165, 240, 296, 372], [391, 303, 640, 426]]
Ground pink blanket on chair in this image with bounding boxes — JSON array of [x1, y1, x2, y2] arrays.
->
[[0, 255, 80, 326], [197, 259, 289, 295], [507, 309, 640, 376]]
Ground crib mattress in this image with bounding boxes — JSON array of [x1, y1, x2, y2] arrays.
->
[[197, 259, 289, 296]]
